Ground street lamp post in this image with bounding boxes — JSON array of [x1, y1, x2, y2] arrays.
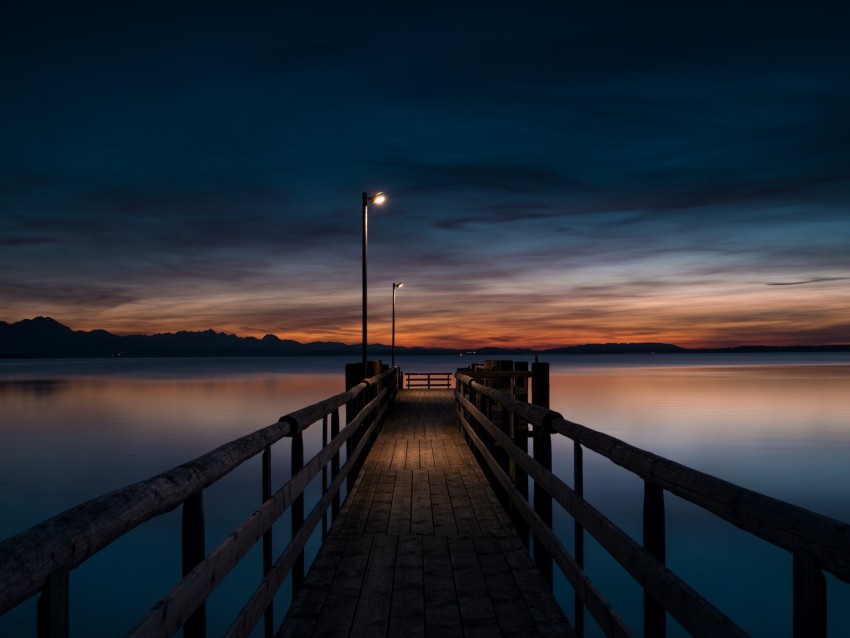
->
[[362, 191, 386, 378], [392, 282, 403, 367]]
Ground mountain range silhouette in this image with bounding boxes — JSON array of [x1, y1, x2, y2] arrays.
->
[[1, 317, 847, 359]]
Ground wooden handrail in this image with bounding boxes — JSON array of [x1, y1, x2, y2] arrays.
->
[[0, 368, 400, 637], [455, 371, 850, 638], [455, 387, 744, 637], [456, 373, 850, 581], [405, 372, 452, 389]]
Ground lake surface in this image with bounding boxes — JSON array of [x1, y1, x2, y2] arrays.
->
[[1, 353, 849, 636]]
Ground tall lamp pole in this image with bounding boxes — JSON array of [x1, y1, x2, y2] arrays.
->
[[362, 191, 386, 378], [392, 282, 404, 367]]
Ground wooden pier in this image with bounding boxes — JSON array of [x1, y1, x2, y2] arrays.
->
[[280, 389, 573, 637], [3, 362, 850, 638]]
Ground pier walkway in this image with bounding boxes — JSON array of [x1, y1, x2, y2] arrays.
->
[[279, 389, 574, 637]]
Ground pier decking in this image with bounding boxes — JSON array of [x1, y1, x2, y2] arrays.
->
[[280, 389, 574, 637]]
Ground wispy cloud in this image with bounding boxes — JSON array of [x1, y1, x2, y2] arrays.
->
[[0, 237, 55, 246], [766, 277, 850, 286]]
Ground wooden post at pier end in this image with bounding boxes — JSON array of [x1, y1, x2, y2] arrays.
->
[[531, 360, 549, 409]]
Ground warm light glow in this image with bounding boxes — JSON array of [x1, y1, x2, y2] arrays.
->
[[395, 282, 404, 289], [371, 192, 386, 205]]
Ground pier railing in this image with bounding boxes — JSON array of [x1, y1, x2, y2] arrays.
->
[[405, 371, 453, 389], [455, 367, 850, 638], [0, 367, 400, 637]]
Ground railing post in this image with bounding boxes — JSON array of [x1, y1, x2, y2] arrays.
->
[[531, 361, 553, 584], [513, 362, 530, 549], [531, 361, 550, 409], [643, 481, 666, 638], [343, 362, 364, 494], [793, 551, 826, 638], [533, 417, 553, 585], [331, 408, 341, 518], [496, 404, 510, 508], [37, 569, 69, 638], [345, 396, 357, 493], [464, 381, 475, 440], [291, 427, 305, 593], [514, 360, 528, 402], [182, 490, 206, 638], [322, 415, 329, 541], [262, 446, 273, 638], [483, 392, 494, 480], [574, 442, 585, 636]]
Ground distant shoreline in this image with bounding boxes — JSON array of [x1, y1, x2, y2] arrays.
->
[[2, 317, 849, 359]]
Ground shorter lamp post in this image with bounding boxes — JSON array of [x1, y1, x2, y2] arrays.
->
[[392, 282, 403, 368]]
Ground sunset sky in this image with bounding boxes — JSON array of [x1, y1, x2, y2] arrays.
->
[[2, 2, 849, 349]]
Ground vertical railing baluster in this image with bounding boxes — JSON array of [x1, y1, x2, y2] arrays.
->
[[182, 490, 206, 638], [331, 409, 341, 518], [531, 361, 553, 585], [346, 395, 356, 493], [37, 568, 69, 638], [497, 404, 510, 507], [322, 415, 329, 541], [793, 551, 827, 638], [533, 418, 553, 585], [262, 446, 273, 638], [483, 393, 494, 481], [465, 382, 475, 440], [643, 481, 666, 638], [574, 442, 585, 636], [513, 362, 530, 549], [291, 427, 305, 594], [513, 396, 530, 549]]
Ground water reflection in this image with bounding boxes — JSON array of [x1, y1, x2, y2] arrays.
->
[[0, 372, 342, 539], [2, 355, 849, 636], [546, 361, 850, 636], [549, 363, 850, 521]]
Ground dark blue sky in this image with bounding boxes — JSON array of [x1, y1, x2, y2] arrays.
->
[[2, 2, 849, 347]]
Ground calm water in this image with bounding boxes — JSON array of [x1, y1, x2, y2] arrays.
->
[[1, 354, 849, 636]]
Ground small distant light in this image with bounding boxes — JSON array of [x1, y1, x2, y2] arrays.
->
[[397, 282, 404, 288], [371, 192, 387, 205]]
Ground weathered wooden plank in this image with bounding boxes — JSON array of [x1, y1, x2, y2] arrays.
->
[[497, 534, 576, 637], [389, 535, 424, 638], [448, 534, 501, 635], [429, 471, 457, 535], [388, 470, 412, 536], [350, 534, 398, 637], [473, 535, 537, 635], [277, 536, 346, 638], [391, 437, 408, 470], [411, 470, 433, 535], [312, 535, 374, 636], [422, 534, 463, 637], [420, 440, 435, 469]]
